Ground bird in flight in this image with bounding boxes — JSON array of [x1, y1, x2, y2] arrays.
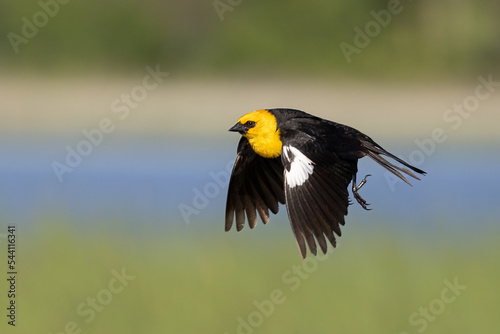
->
[[225, 108, 425, 258]]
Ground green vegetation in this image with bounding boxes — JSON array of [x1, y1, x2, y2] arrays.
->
[[1, 0, 499, 78], [10, 222, 500, 333]]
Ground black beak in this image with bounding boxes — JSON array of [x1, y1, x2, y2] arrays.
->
[[229, 122, 247, 134]]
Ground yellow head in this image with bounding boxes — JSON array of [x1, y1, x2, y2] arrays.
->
[[229, 109, 282, 158]]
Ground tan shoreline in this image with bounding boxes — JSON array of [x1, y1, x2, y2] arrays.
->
[[1, 76, 498, 140]]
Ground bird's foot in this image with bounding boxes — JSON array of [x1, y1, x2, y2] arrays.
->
[[352, 174, 371, 210]]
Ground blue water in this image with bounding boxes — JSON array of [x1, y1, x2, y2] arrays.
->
[[1, 136, 499, 234]]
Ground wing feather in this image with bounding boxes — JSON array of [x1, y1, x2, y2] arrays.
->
[[225, 137, 285, 232], [284, 186, 308, 258], [296, 184, 331, 254], [282, 143, 356, 258]]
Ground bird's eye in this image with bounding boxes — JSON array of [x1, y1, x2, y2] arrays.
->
[[245, 121, 256, 128]]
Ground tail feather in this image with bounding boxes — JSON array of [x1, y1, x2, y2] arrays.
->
[[360, 139, 426, 185]]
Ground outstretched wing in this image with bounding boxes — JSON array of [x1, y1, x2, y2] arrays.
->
[[225, 137, 285, 232], [281, 141, 357, 258]]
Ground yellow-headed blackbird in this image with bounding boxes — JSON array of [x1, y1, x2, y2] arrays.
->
[[226, 108, 425, 258]]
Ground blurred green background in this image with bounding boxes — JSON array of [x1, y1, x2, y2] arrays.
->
[[1, 0, 500, 77], [1, 1, 499, 333]]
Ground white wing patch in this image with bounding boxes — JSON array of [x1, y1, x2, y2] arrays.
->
[[283, 145, 315, 188]]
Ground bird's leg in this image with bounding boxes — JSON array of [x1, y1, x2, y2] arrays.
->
[[352, 174, 371, 210]]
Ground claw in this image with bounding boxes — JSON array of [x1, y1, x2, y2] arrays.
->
[[352, 174, 371, 210]]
